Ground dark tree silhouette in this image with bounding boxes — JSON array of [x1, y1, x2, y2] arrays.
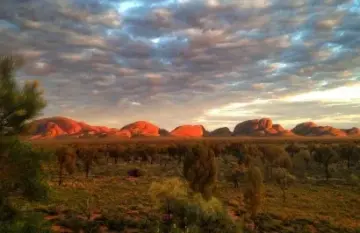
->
[[183, 144, 218, 200]]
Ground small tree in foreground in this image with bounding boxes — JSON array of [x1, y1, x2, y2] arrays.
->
[[0, 56, 46, 136], [183, 144, 218, 200], [311, 145, 339, 181], [243, 166, 264, 219], [0, 55, 51, 231], [148, 177, 242, 233]]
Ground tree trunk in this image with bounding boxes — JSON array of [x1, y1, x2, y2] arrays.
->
[[325, 164, 330, 181], [282, 189, 286, 203], [59, 163, 63, 185], [85, 159, 92, 178]]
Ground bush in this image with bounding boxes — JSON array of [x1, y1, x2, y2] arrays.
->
[[183, 144, 218, 200], [148, 177, 242, 233], [0, 138, 50, 201], [0, 212, 51, 233], [127, 168, 145, 177], [243, 166, 264, 218], [0, 138, 51, 232]]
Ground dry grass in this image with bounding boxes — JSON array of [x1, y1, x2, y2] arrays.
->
[[13, 154, 360, 233]]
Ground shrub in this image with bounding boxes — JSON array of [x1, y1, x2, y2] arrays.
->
[[243, 166, 264, 218], [0, 138, 50, 201], [0, 55, 51, 232], [271, 167, 296, 202], [55, 146, 76, 185], [148, 177, 242, 233], [311, 145, 340, 180], [0, 212, 51, 233], [127, 168, 145, 177], [183, 144, 218, 200]]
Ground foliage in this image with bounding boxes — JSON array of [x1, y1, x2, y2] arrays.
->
[[0, 212, 51, 233], [292, 150, 311, 178], [149, 177, 242, 233], [0, 55, 51, 232], [271, 167, 296, 202], [311, 145, 340, 180], [183, 144, 218, 200], [274, 155, 293, 170], [243, 166, 264, 218], [0, 138, 51, 231], [285, 143, 302, 157], [345, 173, 359, 187], [0, 138, 50, 201], [149, 177, 189, 208], [258, 144, 288, 164], [0, 55, 46, 135], [338, 143, 360, 169]]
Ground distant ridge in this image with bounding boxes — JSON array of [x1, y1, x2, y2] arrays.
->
[[22, 116, 360, 139]]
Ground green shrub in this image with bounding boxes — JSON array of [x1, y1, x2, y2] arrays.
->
[[0, 138, 50, 201], [148, 177, 242, 233], [183, 144, 218, 200], [0, 212, 51, 233]]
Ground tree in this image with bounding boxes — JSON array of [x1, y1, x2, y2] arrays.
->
[[257, 144, 290, 180], [338, 143, 360, 170], [292, 149, 311, 178], [271, 167, 296, 203], [243, 166, 264, 218], [56, 146, 77, 185], [311, 145, 339, 181], [183, 144, 218, 200], [285, 143, 301, 157], [0, 56, 46, 136], [0, 55, 50, 231]]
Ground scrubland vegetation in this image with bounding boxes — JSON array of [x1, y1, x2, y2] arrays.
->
[[1, 55, 360, 233]]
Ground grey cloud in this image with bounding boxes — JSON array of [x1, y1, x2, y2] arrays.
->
[[2, 0, 360, 129]]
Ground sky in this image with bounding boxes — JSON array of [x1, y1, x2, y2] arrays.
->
[[1, 0, 360, 131]]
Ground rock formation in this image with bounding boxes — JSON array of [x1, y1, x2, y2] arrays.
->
[[23, 116, 360, 139], [120, 121, 160, 137], [232, 118, 292, 136], [292, 122, 348, 136], [209, 127, 232, 137], [170, 125, 207, 137]]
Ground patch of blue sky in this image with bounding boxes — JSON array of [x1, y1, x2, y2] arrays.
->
[[0, 20, 20, 31], [336, 0, 360, 14]]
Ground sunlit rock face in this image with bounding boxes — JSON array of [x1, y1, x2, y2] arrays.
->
[[120, 121, 160, 137], [345, 127, 360, 136], [23, 116, 360, 139], [26, 117, 115, 139], [232, 118, 292, 136], [170, 125, 207, 137]]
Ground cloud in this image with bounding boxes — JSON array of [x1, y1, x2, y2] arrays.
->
[[0, 0, 360, 130], [197, 84, 360, 130]]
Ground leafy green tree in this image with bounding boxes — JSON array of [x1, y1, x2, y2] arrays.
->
[[257, 144, 290, 180], [311, 145, 340, 181], [338, 143, 360, 169], [243, 166, 264, 218], [183, 144, 218, 200], [0, 55, 50, 231], [271, 167, 296, 203], [148, 177, 241, 233], [55, 146, 77, 185], [0, 56, 46, 136], [285, 143, 301, 157], [292, 149, 311, 178]]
